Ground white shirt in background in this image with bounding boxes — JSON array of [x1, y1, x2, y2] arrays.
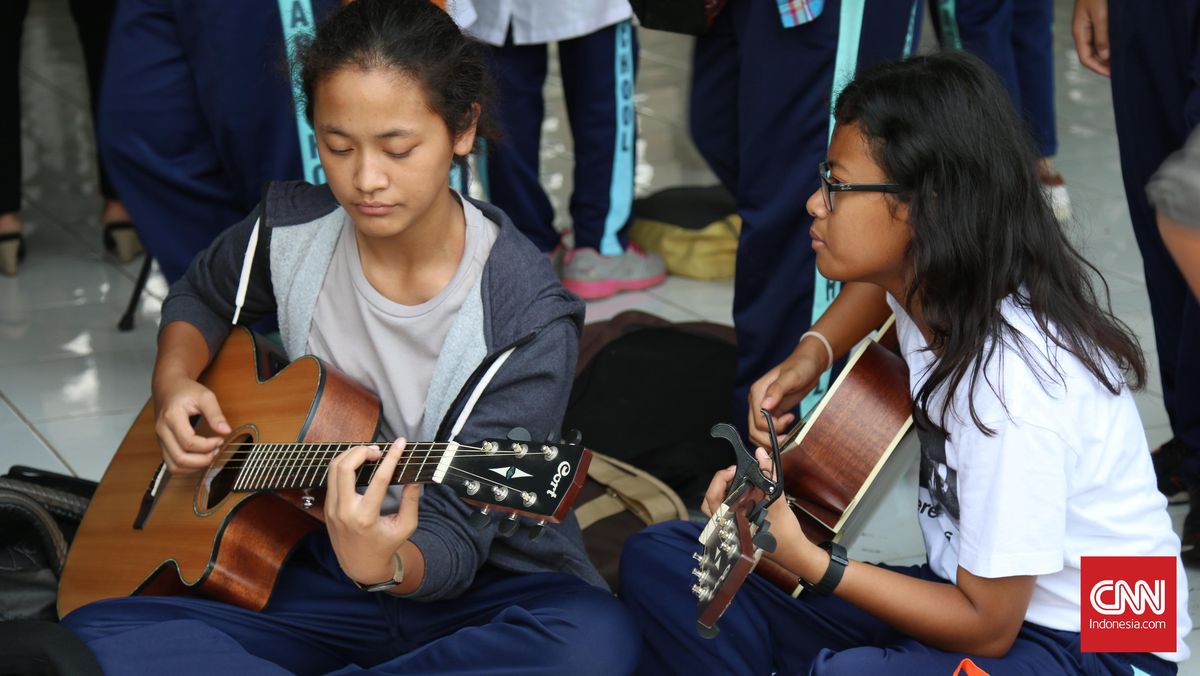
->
[[452, 0, 632, 46]]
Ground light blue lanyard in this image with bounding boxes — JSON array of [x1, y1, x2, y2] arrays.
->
[[277, 0, 326, 185], [801, 0, 919, 416]]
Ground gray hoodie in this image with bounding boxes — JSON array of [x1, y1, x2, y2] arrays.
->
[[160, 181, 606, 600]]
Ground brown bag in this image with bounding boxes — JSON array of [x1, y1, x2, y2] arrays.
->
[[576, 452, 688, 593]]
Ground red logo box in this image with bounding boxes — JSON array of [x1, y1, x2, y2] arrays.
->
[[1080, 556, 1176, 653]]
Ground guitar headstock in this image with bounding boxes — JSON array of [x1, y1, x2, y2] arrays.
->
[[445, 429, 591, 530], [694, 481, 771, 637]]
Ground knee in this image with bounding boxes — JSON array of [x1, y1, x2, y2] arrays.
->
[[536, 588, 641, 675], [618, 521, 698, 605], [810, 647, 889, 676]]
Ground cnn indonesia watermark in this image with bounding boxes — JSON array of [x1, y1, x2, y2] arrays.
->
[[1081, 556, 1176, 653]]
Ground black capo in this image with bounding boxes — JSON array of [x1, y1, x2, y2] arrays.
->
[[708, 409, 788, 553]]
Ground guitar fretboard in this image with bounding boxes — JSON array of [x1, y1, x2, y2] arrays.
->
[[227, 441, 462, 491]]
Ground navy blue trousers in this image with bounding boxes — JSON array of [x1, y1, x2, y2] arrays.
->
[[484, 22, 639, 255], [62, 532, 640, 675], [1108, 0, 1200, 474], [690, 0, 918, 433], [931, 0, 1057, 157], [619, 521, 1177, 675], [97, 0, 339, 282]]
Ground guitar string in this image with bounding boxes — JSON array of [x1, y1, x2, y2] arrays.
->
[[237, 461, 543, 501], [223, 444, 558, 489]]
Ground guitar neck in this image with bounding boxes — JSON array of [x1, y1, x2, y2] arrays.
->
[[227, 440, 460, 492]]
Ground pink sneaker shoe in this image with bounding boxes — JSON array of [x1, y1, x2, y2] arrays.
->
[[561, 244, 668, 300]]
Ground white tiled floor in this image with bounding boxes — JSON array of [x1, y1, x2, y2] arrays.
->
[[3, 0, 1197, 668]]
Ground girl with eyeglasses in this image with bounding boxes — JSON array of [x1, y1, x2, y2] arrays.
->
[[618, 51, 1189, 675]]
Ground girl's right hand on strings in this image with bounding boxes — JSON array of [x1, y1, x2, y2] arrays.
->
[[747, 343, 826, 449], [153, 376, 231, 474]]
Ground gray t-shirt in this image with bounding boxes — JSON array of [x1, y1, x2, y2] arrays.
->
[[307, 193, 500, 440], [1148, 127, 1200, 230]]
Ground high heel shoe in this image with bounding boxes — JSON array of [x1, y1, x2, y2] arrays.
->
[[103, 221, 143, 264], [0, 232, 26, 277]]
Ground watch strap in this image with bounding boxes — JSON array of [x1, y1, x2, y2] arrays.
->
[[799, 541, 848, 596]]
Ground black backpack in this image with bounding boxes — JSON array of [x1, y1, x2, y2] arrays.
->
[[564, 311, 738, 509]]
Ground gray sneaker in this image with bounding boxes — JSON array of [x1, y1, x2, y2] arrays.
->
[[561, 244, 668, 300]]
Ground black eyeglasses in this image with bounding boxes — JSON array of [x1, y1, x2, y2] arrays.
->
[[818, 160, 903, 212]]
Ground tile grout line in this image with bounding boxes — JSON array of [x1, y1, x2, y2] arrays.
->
[[0, 390, 79, 477]]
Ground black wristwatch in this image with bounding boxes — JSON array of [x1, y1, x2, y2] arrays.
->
[[352, 552, 405, 593], [800, 541, 848, 596]]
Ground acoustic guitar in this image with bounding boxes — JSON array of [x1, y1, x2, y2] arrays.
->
[[694, 317, 918, 634], [57, 327, 591, 618]]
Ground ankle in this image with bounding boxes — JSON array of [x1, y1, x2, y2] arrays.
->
[[102, 200, 131, 225], [0, 212, 24, 235]]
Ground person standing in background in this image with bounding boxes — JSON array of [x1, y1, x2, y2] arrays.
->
[[930, 0, 1071, 221], [688, 0, 921, 437], [0, 0, 142, 277], [1073, 0, 1200, 557], [96, 0, 341, 284], [457, 2, 669, 301]]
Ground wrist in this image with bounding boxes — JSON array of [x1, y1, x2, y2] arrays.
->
[[797, 330, 834, 371], [792, 338, 831, 373], [798, 541, 848, 596], [348, 550, 404, 591]]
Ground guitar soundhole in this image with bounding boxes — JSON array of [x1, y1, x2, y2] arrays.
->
[[202, 432, 252, 511]]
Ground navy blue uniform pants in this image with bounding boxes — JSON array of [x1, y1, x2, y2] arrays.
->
[[931, 0, 1058, 157], [484, 21, 639, 255], [690, 0, 918, 433], [62, 532, 640, 675], [1108, 0, 1200, 475], [97, 0, 339, 282], [619, 521, 1176, 675]]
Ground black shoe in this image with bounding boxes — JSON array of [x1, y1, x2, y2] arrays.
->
[[1151, 438, 1190, 501]]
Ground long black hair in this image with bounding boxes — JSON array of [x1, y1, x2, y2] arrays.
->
[[834, 51, 1145, 435], [295, 0, 499, 152]]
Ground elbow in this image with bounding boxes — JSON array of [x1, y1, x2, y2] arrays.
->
[[969, 627, 1021, 659]]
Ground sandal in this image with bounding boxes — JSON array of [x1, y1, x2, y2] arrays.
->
[[103, 221, 144, 264]]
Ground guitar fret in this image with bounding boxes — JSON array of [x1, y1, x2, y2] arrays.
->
[[240, 443, 261, 490], [318, 445, 332, 488], [253, 444, 274, 490], [300, 444, 316, 489], [273, 443, 289, 490], [288, 443, 304, 489], [266, 443, 282, 490], [415, 442, 430, 486], [397, 442, 414, 485]]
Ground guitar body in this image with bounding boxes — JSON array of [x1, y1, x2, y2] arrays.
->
[[695, 319, 918, 631], [57, 328, 381, 618], [757, 328, 915, 595]]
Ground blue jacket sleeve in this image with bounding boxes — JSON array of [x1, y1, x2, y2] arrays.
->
[[403, 316, 580, 601], [158, 206, 277, 361]]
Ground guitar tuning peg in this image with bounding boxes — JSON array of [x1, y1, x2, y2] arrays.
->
[[563, 429, 583, 445], [507, 427, 532, 442], [752, 530, 777, 554], [468, 507, 492, 531], [528, 519, 547, 540], [498, 513, 519, 537]]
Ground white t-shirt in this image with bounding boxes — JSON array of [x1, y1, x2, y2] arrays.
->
[[886, 294, 1191, 661], [454, 0, 632, 46], [307, 193, 498, 440]]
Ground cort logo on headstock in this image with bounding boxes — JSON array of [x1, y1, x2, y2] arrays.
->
[[546, 461, 572, 499]]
